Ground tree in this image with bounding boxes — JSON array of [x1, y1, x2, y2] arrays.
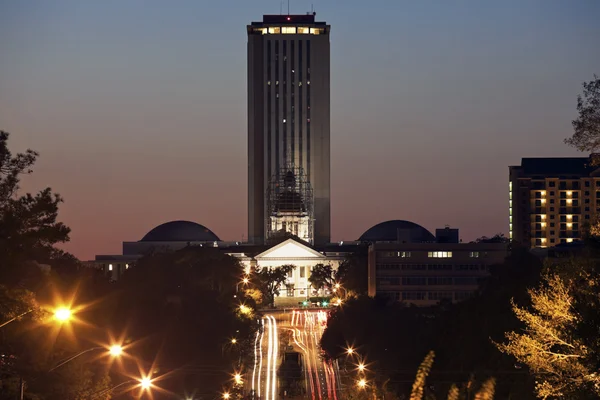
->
[[254, 264, 295, 308], [564, 75, 600, 161], [0, 131, 70, 283], [475, 233, 510, 244], [308, 263, 335, 291], [497, 272, 600, 399], [335, 245, 369, 295]]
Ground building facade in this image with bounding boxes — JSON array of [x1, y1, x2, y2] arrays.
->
[[247, 14, 331, 246], [367, 242, 508, 306], [509, 157, 600, 247]]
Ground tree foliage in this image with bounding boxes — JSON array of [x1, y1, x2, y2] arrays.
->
[[498, 272, 600, 399], [308, 263, 335, 291], [254, 264, 295, 307], [335, 246, 368, 295], [564, 75, 600, 160]]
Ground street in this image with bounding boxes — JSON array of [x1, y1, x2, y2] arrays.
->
[[249, 310, 341, 400]]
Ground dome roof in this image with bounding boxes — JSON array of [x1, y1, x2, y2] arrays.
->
[[141, 220, 220, 242], [359, 220, 435, 243]]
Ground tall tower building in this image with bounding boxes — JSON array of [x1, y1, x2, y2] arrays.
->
[[247, 14, 331, 245]]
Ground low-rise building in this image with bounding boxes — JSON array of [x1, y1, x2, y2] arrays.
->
[[360, 220, 508, 306]]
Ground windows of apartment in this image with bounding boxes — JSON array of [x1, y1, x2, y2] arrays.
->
[[428, 251, 452, 258], [469, 251, 480, 258]]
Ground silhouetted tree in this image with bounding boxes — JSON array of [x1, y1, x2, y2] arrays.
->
[[335, 246, 369, 295], [254, 264, 295, 308], [565, 75, 600, 162], [308, 263, 335, 291]]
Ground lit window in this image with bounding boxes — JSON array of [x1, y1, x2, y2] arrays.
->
[[268, 27, 281, 34], [397, 251, 411, 258], [109, 264, 113, 271], [567, 191, 572, 196], [469, 251, 480, 258], [125, 264, 129, 269], [509, 231, 513, 239], [283, 118, 286, 123], [282, 27, 296, 34], [567, 238, 573, 243], [310, 28, 323, 35], [567, 215, 573, 219], [509, 182, 512, 189], [297, 27, 309, 34], [428, 251, 453, 258], [567, 223, 573, 228], [509, 200, 512, 208], [268, 81, 271, 85]]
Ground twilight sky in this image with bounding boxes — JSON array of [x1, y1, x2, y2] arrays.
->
[[1, 1, 599, 260]]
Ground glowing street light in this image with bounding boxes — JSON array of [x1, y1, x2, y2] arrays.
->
[[234, 373, 243, 385], [108, 344, 123, 357], [239, 304, 252, 315], [346, 347, 355, 356], [223, 392, 231, 399], [54, 307, 72, 322], [335, 298, 342, 306], [358, 363, 366, 372], [140, 377, 152, 390], [334, 283, 341, 289], [357, 378, 367, 389], [231, 338, 237, 344], [242, 277, 250, 284]]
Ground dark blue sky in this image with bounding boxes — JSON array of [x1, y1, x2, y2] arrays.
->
[[1, 0, 599, 259]]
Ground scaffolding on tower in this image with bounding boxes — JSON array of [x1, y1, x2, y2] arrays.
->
[[265, 164, 314, 244]]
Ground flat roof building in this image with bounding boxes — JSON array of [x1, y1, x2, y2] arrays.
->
[[509, 157, 600, 247], [247, 14, 331, 246]]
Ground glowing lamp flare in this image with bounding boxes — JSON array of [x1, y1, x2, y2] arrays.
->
[[358, 363, 365, 372], [54, 307, 72, 322], [231, 338, 237, 344], [357, 378, 367, 389], [223, 393, 231, 399], [140, 377, 152, 390], [346, 347, 355, 355], [242, 277, 250, 284], [239, 304, 252, 315], [234, 373, 243, 384], [108, 344, 123, 357]]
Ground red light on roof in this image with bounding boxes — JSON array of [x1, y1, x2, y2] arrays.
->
[[287, 17, 291, 21]]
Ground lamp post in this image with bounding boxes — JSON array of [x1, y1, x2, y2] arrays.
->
[[236, 277, 250, 293], [48, 344, 123, 372]]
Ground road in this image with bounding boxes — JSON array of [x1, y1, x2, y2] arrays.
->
[[249, 310, 341, 400]]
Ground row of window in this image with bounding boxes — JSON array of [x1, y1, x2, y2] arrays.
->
[[531, 180, 600, 189], [379, 251, 482, 259], [377, 263, 487, 271], [377, 276, 482, 286], [383, 291, 476, 301], [252, 27, 326, 35]]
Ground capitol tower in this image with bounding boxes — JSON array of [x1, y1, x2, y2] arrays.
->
[[247, 13, 331, 245]]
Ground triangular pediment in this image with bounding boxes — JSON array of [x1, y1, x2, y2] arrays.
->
[[256, 238, 325, 259]]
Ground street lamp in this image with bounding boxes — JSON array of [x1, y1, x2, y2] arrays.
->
[[346, 347, 355, 356], [231, 338, 237, 344], [223, 392, 230, 399], [357, 363, 366, 372], [54, 307, 72, 322], [239, 304, 252, 315], [49, 344, 124, 372], [234, 373, 243, 385], [357, 378, 367, 389], [140, 377, 152, 390], [236, 277, 250, 293]]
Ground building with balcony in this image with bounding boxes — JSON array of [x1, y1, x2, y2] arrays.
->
[[509, 157, 600, 247]]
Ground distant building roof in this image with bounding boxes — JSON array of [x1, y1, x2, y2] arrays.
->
[[140, 221, 220, 242], [358, 220, 436, 243], [514, 157, 595, 176]]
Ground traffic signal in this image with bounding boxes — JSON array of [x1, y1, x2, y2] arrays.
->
[[322, 302, 328, 307], [302, 301, 308, 306]]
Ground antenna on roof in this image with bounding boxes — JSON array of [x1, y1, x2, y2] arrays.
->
[[280, 1, 283, 15], [288, 0, 290, 15]]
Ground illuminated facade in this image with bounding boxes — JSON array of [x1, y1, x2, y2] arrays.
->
[[247, 14, 331, 245], [509, 157, 600, 248]]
